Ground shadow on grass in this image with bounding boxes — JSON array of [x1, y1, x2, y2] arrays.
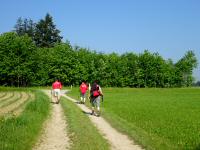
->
[[194, 145, 200, 150], [82, 110, 92, 115], [50, 101, 59, 104], [75, 101, 82, 104]]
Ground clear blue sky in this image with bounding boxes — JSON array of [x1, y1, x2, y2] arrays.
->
[[0, 0, 200, 81]]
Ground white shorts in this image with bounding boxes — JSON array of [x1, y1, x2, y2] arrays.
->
[[53, 89, 60, 97]]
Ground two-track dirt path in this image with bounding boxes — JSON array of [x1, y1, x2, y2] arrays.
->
[[33, 90, 70, 150], [33, 90, 143, 150], [63, 94, 143, 150]]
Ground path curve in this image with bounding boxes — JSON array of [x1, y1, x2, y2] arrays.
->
[[63, 94, 143, 150], [33, 90, 70, 150]]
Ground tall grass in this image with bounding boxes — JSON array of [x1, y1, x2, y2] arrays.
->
[[0, 89, 50, 150], [67, 87, 200, 150], [60, 96, 110, 150]]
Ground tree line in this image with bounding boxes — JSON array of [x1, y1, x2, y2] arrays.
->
[[0, 13, 198, 87]]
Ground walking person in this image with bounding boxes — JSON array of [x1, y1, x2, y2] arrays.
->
[[52, 79, 62, 104], [80, 81, 88, 104], [90, 80, 103, 117]]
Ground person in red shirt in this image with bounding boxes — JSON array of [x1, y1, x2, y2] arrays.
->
[[52, 79, 62, 104], [79, 81, 88, 104]]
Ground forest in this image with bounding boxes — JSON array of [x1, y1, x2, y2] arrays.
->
[[0, 14, 198, 87]]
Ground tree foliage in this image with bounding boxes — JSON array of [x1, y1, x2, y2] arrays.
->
[[0, 32, 36, 86], [14, 17, 35, 38], [175, 51, 198, 86], [14, 13, 62, 48], [0, 14, 198, 87], [0, 32, 197, 87], [34, 13, 62, 47]]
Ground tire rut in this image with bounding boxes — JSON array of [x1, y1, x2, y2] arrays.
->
[[33, 90, 70, 150], [63, 93, 143, 150]]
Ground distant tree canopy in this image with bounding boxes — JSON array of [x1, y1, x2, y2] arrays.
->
[[194, 81, 200, 86], [0, 13, 198, 87], [14, 17, 35, 38], [14, 13, 62, 48]]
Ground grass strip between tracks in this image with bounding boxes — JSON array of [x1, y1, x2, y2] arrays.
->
[[60, 96, 110, 150]]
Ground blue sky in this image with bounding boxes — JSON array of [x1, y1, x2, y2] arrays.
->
[[0, 0, 200, 81]]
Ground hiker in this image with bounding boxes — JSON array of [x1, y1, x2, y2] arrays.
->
[[80, 81, 88, 104], [90, 80, 103, 116], [52, 79, 62, 104]]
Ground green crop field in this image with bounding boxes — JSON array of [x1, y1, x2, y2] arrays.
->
[[0, 88, 50, 150], [0, 90, 34, 117], [67, 87, 200, 150]]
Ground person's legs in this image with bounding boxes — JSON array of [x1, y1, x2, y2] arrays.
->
[[52, 89, 56, 103], [91, 107, 95, 115], [91, 97, 96, 115], [96, 96, 101, 116], [54, 89, 60, 104], [90, 97, 101, 116], [57, 92, 60, 103], [80, 93, 83, 103], [83, 93, 86, 103], [57, 89, 61, 102]]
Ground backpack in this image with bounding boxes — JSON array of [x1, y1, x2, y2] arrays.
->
[[93, 90, 100, 97], [91, 83, 100, 97]]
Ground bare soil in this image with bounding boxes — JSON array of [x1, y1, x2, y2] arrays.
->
[[33, 90, 70, 150]]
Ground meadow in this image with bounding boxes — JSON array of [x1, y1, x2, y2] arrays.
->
[[68, 87, 200, 150], [1, 87, 200, 150], [0, 88, 50, 150]]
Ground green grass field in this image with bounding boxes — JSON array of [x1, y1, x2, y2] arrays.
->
[[0, 88, 50, 150], [67, 87, 200, 150]]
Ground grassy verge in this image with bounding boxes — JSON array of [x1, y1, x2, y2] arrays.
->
[[67, 87, 200, 150], [0, 89, 50, 150], [60, 96, 110, 150]]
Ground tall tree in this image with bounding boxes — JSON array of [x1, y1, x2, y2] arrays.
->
[[34, 13, 62, 47], [175, 50, 198, 86], [14, 17, 35, 38]]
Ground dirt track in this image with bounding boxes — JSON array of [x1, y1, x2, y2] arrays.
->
[[33, 90, 70, 150], [33, 90, 143, 150], [63, 94, 143, 150]]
